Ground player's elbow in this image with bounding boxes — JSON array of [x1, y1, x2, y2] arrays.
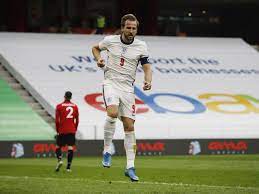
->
[[92, 45, 100, 53]]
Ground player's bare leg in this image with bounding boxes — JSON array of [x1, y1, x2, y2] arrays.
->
[[122, 117, 139, 181], [102, 105, 118, 168]]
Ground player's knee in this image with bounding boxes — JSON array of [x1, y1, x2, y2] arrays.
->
[[107, 106, 118, 118], [124, 124, 134, 132]]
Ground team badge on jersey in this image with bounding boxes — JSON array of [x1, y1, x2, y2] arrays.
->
[[122, 47, 127, 54]]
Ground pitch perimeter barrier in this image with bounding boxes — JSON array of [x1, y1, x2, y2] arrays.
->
[[1, 139, 258, 158]]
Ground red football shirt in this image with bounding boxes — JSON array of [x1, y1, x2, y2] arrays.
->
[[55, 100, 79, 134]]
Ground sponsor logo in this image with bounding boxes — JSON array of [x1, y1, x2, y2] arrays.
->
[[189, 141, 201, 155], [208, 141, 248, 154], [11, 143, 24, 158], [137, 141, 165, 156], [33, 143, 77, 158], [85, 89, 259, 115]]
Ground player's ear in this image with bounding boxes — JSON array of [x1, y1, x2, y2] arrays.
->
[[121, 26, 124, 33]]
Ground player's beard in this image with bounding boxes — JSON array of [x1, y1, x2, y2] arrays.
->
[[125, 34, 134, 42]]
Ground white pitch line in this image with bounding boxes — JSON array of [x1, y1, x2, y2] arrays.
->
[[0, 175, 258, 191]]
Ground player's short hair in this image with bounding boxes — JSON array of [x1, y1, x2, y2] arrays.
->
[[64, 91, 72, 100], [121, 14, 139, 28]]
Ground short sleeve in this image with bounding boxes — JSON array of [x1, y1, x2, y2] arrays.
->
[[99, 36, 111, 51], [140, 41, 149, 60]]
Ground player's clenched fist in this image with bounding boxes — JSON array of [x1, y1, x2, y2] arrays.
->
[[143, 81, 152, 90], [97, 58, 105, 68]]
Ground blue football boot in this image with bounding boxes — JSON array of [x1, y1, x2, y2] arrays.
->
[[102, 152, 112, 168], [125, 167, 139, 182]]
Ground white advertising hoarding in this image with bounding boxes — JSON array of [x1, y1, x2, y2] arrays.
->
[[0, 33, 259, 139]]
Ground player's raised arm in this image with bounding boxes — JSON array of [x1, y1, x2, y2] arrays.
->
[[142, 63, 152, 90], [92, 45, 105, 68]]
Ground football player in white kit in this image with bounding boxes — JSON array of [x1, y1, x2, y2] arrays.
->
[[92, 14, 152, 182]]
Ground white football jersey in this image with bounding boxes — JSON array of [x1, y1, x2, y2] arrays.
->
[[99, 35, 149, 93]]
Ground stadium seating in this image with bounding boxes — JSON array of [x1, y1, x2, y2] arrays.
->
[[0, 77, 55, 140]]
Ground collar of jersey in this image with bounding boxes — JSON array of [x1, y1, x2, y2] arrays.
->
[[120, 35, 134, 45]]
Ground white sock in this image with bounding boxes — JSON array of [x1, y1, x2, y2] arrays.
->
[[124, 131, 136, 169], [103, 116, 116, 154]]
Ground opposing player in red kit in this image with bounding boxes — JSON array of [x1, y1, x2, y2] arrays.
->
[[55, 91, 79, 172]]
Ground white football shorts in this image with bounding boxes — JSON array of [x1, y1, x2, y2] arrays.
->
[[102, 82, 136, 120]]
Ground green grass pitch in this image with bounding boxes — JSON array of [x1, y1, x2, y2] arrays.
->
[[0, 155, 258, 193]]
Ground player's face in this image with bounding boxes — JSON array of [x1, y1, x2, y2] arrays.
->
[[121, 20, 138, 42]]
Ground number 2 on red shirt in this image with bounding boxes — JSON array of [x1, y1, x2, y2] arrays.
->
[[66, 106, 74, 118]]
